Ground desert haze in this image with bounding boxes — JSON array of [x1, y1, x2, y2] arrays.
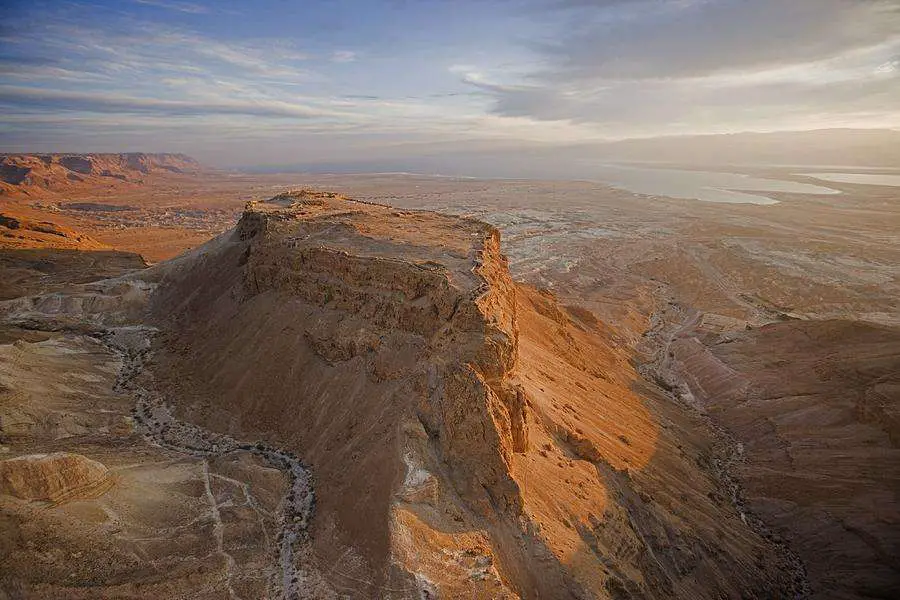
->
[[1, 0, 900, 599]]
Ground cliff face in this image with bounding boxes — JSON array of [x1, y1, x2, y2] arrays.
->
[[145, 192, 796, 598], [0, 153, 200, 196], [147, 195, 529, 595], [237, 196, 526, 516]]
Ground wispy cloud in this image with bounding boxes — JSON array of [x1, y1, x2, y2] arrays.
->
[[0, 86, 356, 120], [1, 0, 898, 164], [331, 50, 358, 63], [133, 0, 209, 14], [458, 0, 900, 136]]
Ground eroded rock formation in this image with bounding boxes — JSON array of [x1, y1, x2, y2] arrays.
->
[[0, 191, 805, 599], [0, 153, 201, 197], [0, 452, 112, 503], [144, 192, 798, 598]]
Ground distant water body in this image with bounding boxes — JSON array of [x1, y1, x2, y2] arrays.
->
[[589, 164, 840, 205], [260, 161, 847, 205], [797, 172, 900, 187]]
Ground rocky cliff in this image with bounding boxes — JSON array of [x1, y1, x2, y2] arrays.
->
[[141, 192, 798, 598], [0, 153, 201, 196]]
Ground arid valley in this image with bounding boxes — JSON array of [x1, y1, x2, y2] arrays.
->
[[0, 149, 897, 599]]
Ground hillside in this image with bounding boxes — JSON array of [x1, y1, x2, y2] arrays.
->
[[0, 153, 201, 197], [671, 319, 900, 598], [0, 152, 234, 263]]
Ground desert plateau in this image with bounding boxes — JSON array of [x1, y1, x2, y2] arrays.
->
[[1, 145, 897, 599]]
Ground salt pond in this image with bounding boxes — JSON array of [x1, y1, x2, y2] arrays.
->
[[797, 172, 900, 187], [591, 164, 840, 205]]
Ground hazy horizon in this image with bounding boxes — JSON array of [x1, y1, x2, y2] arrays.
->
[[2, 0, 899, 167]]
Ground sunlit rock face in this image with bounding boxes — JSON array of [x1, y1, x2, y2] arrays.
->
[[0, 453, 112, 503]]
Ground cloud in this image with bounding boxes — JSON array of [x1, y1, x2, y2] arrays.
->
[[2, 18, 312, 83], [0, 86, 352, 120], [133, 0, 209, 14], [459, 0, 900, 134], [2, 0, 898, 163], [537, 0, 900, 80], [331, 50, 358, 63]]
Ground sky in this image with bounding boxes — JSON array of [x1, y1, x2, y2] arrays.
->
[[1, 0, 898, 167]]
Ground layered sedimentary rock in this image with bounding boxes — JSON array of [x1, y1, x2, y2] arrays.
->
[[0, 453, 112, 503], [145, 192, 797, 598], [0, 153, 200, 196]]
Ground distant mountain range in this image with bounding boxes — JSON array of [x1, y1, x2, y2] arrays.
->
[[0, 153, 201, 197]]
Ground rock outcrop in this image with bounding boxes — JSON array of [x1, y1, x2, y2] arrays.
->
[[0, 452, 112, 504], [145, 192, 797, 598], [0, 153, 201, 197]]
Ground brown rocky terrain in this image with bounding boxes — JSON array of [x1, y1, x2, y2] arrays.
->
[[0, 209, 148, 301], [0, 318, 293, 598], [0, 164, 897, 599], [1, 191, 805, 598], [670, 319, 900, 599], [0, 212, 108, 251], [146, 193, 806, 598], [0, 153, 201, 198], [242, 174, 899, 599], [0, 453, 112, 503], [0, 153, 232, 262]]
